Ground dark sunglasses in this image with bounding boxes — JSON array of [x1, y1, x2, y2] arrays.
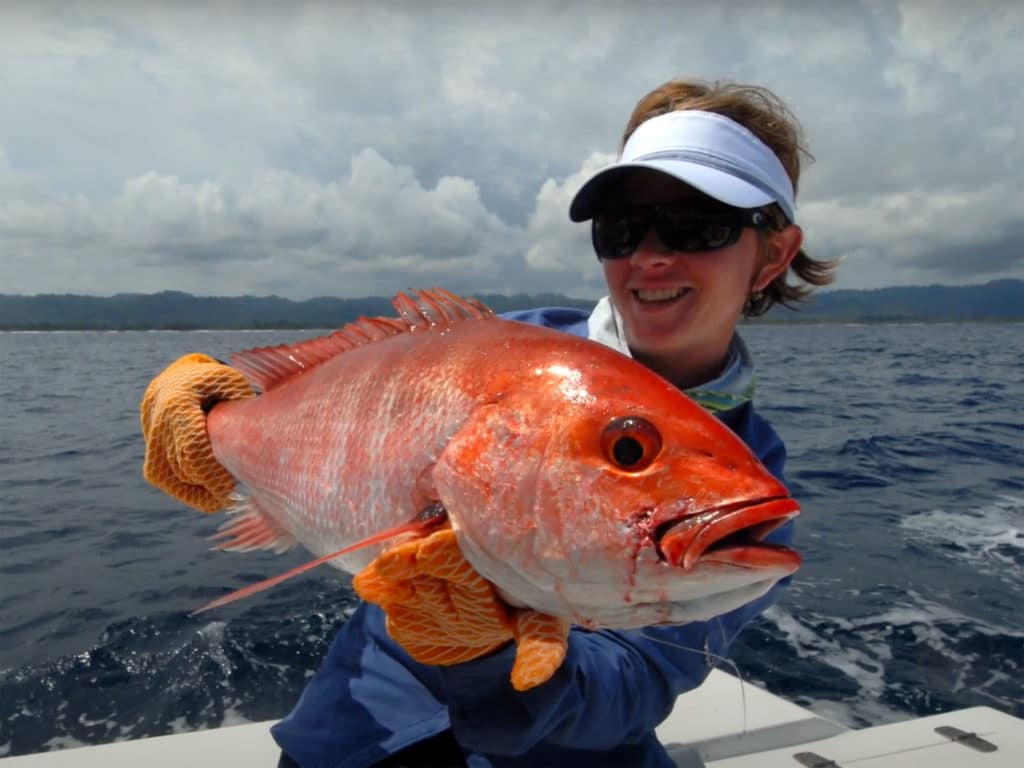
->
[[592, 203, 774, 260]]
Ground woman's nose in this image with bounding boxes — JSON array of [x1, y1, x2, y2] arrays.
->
[[630, 227, 675, 268]]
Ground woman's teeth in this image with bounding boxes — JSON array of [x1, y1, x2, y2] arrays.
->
[[635, 287, 685, 302]]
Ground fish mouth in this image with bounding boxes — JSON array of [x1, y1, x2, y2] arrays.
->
[[655, 496, 801, 572]]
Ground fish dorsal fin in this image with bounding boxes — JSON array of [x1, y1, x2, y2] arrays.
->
[[231, 288, 495, 392]]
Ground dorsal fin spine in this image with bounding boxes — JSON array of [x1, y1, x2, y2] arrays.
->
[[418, 291, 447, 324], [230, 289, 495, 393], [393, 292, 423, 328]]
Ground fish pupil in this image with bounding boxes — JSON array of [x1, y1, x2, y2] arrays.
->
[[601, 416, 661, 471], [613, 437, 645, 467]]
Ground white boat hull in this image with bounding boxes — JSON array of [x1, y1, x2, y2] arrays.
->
[[5, 670, 1021, 766]]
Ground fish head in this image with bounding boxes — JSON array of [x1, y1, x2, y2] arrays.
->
[[434, 345, 801, 629]]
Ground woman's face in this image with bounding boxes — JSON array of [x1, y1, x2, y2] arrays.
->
[[600, 171, 800, 388]]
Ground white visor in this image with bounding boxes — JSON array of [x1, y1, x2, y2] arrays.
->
[[569, 110, 796, 224]]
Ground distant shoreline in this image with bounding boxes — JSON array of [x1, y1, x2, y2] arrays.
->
[[2, 279, 1022, 329], [4, 318, 1022, 332]]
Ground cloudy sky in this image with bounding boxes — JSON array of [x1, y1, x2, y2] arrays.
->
[[2, 0, 1021, 299]]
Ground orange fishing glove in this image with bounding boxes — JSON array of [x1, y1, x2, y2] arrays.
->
[[354, 528, 570, 691], [140, 353, 255, 513]]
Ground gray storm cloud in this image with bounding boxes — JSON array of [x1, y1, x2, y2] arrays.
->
[[0, 0, 1021, 298]]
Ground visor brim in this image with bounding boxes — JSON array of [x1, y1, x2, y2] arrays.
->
[[568, 161, 777, 222]]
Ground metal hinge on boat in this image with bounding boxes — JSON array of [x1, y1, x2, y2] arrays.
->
[[792, 753, 840, 767], [790, 725, 1000, 766], [934, 725, 998, 752], [790, 757, 839, 768]]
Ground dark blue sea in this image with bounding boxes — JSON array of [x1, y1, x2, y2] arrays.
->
[[1, 323, 1022, 757]]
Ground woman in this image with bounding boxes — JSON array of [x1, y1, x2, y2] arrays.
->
[[141, 79, 835, 767]]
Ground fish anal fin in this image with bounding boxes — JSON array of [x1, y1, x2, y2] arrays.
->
[[230, 289, 497, 393]]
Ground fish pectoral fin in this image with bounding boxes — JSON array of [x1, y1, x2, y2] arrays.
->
[[209, 494, 297, 553]]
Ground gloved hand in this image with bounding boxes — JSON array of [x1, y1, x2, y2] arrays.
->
[[140, 353, 255, 513], [354, 528, 570, 691]]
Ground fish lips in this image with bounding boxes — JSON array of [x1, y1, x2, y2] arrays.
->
[[655, 497, 801, 572]]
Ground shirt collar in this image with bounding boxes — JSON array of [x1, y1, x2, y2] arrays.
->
[[586, 295, 755, 412]]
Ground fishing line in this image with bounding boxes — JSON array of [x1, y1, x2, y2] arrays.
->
[[639, 630, 749, 739]]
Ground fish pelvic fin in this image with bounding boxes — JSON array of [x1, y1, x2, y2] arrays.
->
[[193, 507, 450, 616], [210, 492, 298, 554], [230, 289, 496, 393]]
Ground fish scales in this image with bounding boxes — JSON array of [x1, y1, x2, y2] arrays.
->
[[209, 323, 482, 572]]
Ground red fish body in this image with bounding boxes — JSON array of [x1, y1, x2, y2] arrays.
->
[[206, 290, 800, 628]]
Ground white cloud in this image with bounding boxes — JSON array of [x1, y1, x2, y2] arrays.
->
[[524, 152, 611, 279]]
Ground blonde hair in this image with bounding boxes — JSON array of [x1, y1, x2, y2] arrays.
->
[[624, 79, 837, 316]]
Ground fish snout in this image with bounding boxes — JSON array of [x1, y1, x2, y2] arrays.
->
[[655, 497, 801, 572]]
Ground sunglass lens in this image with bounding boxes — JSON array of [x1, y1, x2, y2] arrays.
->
[[655, 209, 742, 252], [592, 213, 647, 259]]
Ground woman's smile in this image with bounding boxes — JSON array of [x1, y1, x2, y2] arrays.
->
[[632, 286, 691, 304]]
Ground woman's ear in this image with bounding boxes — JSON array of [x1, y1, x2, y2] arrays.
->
[[754, 225, 803, 292]]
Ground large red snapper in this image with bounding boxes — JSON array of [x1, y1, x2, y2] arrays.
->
[[203, 289, 800, 628]]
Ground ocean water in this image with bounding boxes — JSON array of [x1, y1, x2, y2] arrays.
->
[[1, 323, 1021, 757]]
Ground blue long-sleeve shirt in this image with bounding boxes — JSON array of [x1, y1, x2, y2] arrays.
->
[[271, 307, 793, 768]]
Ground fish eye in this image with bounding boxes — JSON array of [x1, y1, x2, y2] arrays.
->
[[601, 417, 662, 472]]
